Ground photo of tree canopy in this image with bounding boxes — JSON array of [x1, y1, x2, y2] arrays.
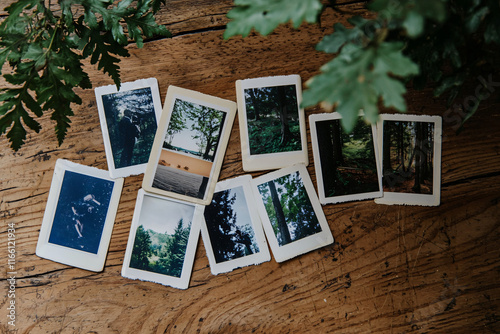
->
[[204, 186, 260, 264], [244, 85, 301, 155], [382, 121, 435, 194], [257, 172, 322, 246], [164, 99, 226, 162], [129, 195, 194, 278], [101, 87, 157, 168], [316, 117, 379, 198]]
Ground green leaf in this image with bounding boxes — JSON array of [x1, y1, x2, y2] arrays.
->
[[402, 11, 425, 37], [372, 42, 420, 77], [317, 22, 363, 53], [484, 17, 500, 44], [224, 0, 323, 39], [433, 72, 466, 97], [22, 43, 47, 69], [372, 74, 408, 113], [304, 42, 418, 131], [466, 6, 489, 33]]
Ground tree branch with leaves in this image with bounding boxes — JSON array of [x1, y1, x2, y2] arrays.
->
[[225, 0, 500, 132], [0, 0, 170, 151]]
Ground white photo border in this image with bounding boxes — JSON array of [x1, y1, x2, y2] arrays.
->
[[36, 159, 124, 272], [375, 114, 442, 206], [236, 75, 309, 172], [200, 175, 271, 275], [95, 77, 163, 179], [121, 189, 202, 290], [252, 164, 334, 263], [143, 85, 237, 205], [309, 112, 383, 205]]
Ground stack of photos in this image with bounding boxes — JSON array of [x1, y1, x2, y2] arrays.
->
[[252, 164, 334, 263], [201, 175, 270, 275], [375, 114, 442, 206], [236, 75, 309, 171], [143, 86, 237, 205], [121, 189, 202, 289], [95, 78, 162, 178], [36, 159, 124, 272], [310, 113, 383, 204]]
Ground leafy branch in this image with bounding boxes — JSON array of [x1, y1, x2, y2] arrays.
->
[[0, 0, 170, 151], [224, 0, 500, 132]]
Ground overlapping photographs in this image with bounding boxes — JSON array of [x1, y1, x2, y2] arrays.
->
[[310, 113, 382, 204], [36, 159, 124, 272], [252, 164, 333, 263], [236, 75, 308, 171], [201, 176, 270, 275], [121, 189, 202, 289], [95, 78, 162, 178], [143, 86, 236, 205], [375, 114, 442, 206]]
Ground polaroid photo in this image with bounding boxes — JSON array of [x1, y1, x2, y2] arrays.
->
[[143, 86, 236, 205], [121, 189, 202, 290], [236, 75, 309, 172], [36, 159, 124, 272], [310, 112, 383, 204], [375, 114, 442, 206], [95, 77, 162, 178], [201, 175, 271, 275], [252, 164, 334, 263]]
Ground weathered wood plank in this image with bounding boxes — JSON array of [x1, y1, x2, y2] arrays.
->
[[1, 2, 499, 334]]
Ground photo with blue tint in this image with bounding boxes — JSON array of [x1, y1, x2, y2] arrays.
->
[[48, 170, 115, 254]]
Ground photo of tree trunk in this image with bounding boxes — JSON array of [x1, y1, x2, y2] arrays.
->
[[316, 117, 379, 198], [257, 171, 322, 246], [382, 120, 435, 194], [244, 85, 301, 155], [204, 186, 260, 264], [101, 87, 158, 169], [129, 195, 195, 278]]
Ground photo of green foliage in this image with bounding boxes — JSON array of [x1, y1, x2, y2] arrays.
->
[[129, 195, 194, 278], [244, 85, 301, 155], [316, 117, 379, 198], [257, 171, 322, 246]]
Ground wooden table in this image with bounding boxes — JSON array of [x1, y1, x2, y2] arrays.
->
[[1, 1, 499, 333]]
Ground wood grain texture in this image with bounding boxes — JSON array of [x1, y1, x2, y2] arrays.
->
[[1, 2, 500, 333]]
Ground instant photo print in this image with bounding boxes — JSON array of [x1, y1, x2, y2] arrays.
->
[[143, 86, 236, 205], [252, 164, 334, 263], [375, 114, 442, 206], [95, 78, 162, 178], [201, 175, 271, 275], [36, 159, 124, 272], [236, 75, 309, 171], [310, 112, 383, 205], [121, 189, 202, 289]]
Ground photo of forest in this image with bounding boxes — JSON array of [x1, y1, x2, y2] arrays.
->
[[164, 99, 226, 162], [153, 98, 226, 198], [101, 87, 157, 169], [244, 84, 302, 155], [382, 121, 435, 194], [257, 171, 322, 246], [204, 186, 260, 264], [316, 117, 379, 198], [129, 195, 194, 278]]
